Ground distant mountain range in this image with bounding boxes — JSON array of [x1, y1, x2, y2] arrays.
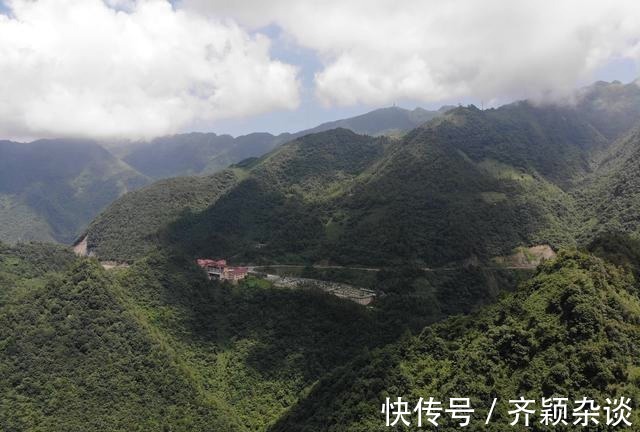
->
[[85, 80, 640, 268], [5, 80, 640, 431], [5, 80, 640, 251], [118, 106, 445, 180], [0, 139, 148, 244], [0, 106, 444, 244]]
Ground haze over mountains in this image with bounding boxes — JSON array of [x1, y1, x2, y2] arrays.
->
[[85, 80, 640, 268], [0, 139, 148, 244], [10, 79, 640, 249], [6, 0, 640, 429], [0, 106, 442, 245], [118, 105, 443, 179], [4, 79, 640, 431]]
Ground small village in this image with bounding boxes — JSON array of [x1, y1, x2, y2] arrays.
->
[[196, 258, 377, 306]]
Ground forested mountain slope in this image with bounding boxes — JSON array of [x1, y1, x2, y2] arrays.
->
[[271, 244, 640, 431], [86, 129, 390, 262], [86, 81, 640, 267], [0, 241, 440, 431], [4, 237, 640, 431], [575, 79, 640, 140], [323, 103, 600, 265], [121, 132, 280, 180], [0, 106, 445, 246], [299, 106, 444, 137], [119, 106, 444, 180], [0, 218, 542, 432], [97, 106, 592, 265], [0, 139, 149, 245], [7, 81, 640, 432], [0, 243, 244, 431], [577, 125, 640, 242], [84, 169, 240, 260], [4, 80, 639, 249]]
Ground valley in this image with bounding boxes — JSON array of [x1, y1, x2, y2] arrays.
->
[[3, 80, 640, 431], [0, 106, 442, 246], [4, 1, 640, 430]]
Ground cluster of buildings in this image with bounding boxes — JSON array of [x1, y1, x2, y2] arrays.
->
[[196, 259, 249, 283], [196, 259, 376, 306]]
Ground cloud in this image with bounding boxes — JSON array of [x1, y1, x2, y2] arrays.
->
[[0, 0, 300, 139], [183, 0, 640, 107]]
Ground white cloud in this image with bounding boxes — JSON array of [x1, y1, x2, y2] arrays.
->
[[0, 0, 300, 139], [183, 0, 640, 107]]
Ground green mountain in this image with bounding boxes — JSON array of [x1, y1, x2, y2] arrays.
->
[[575, 80, 640, 140], [0, 241, 426, 431], [119, 106, 444, 180], [0, 229, 539, 431], [298, 106, 445, 137], [577, 125, 640, 241], [270, 243, 640, 431], [2, 236, 640, 430], [6, 81, 640, 249], [0, 139, 149, 245], [86, 81, 640, 268], [121, 132, 279, 180], [84, 170, 240, 260], [319, 103, 601, 265], [0, 243, 245, 431], [6, 81, 640, 431], [0, 106, 444, 246], [85, 101, 606, 266]]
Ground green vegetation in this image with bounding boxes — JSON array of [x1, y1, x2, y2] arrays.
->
[[0, 254, 242, 431], [298, 106, 444, 137], [100, 106, 587, 266], [6, 80, 640, 431], [87, 81, 640, 268], [85, 170, 239, 260], [2, 236, 640, 430], [0, 195, 55, 243], [0, 139, 149, 245], [272, 246, 640, 431], [577, 126, 640, 244], [120, 106, 440, 180], [0, 234, 535, 431], [0, 242, 75, 304], [122, 132, 279, 179], [0, 106, 436, 246], [575, 80, 640, 140]]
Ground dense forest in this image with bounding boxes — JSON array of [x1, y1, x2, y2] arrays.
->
[[0, 139, 149, 244], [272, 237, 640, 431], [0, 240, 525, 430], [3, 235, 640, 430], [4, 80, 640, 430], [0, 106, 438, 247], [85, 81, 640, 268]]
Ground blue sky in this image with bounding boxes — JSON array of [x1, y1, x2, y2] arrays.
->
[[206, 51, 640, 137], [205, 25, 640, 137], [1, 0, 640, 140]]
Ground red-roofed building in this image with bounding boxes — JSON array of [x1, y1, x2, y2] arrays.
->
[[197, 259, 226, 268], [197, 258, 247, 284], [226, 266, 248, 282]]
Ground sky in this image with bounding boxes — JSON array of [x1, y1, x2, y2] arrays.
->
[[0, 0, 640, 141]]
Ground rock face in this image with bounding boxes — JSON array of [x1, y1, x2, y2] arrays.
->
[[72, 235, 88, 256], [492, 244, 557, 268]]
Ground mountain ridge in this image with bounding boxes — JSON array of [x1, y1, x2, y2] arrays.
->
[[83, 81, 640, 268], [0, 106, 445, 245], [0, 139, 149, 244]]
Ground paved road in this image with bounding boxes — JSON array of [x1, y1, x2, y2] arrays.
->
[[249, 263, 537, 273]]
